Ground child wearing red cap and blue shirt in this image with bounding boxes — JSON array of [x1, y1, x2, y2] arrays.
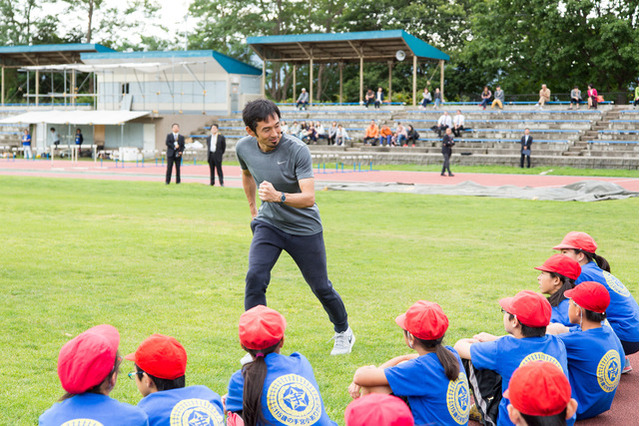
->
[[504, 361, 578, 425], [453, 291, 571, 426], [554, 231, 639, 368], [39, 324, 149, 425], [533, 254, 582, 333], [349, 300, 470, 425], [557, 282, 625, 420], [345, 393, 414, 426], [225, 305, 338, 426], [125, 334, 225, 425]]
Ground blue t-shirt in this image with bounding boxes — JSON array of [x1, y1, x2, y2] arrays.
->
[[22, 134, 31, 146], [137, 385, 224, 426], [577, 262, 639, 343], [39, 392, 149, 425], [470, 335, 570, 426], [384, 347, 470, 425], [226, 352, 337, 426], [236, 133, 322, 236], [558, 326, 625, 420]]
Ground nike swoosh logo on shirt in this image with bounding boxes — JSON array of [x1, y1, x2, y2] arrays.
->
[[277, 161, 286, 165]]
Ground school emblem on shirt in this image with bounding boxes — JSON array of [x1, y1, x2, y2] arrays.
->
[[447, 372, 471, 424], [61, 421, 103, 426], [597, 349, 621, 393], [519, 353, 563, 371], [266, 373, 322, 425], [603, 271, 631, 297], [170, 398, 224, 426]]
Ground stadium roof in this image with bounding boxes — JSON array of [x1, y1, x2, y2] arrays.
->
[[246, 30, 450, 64], [81, 50, 262, 76], [0, 110, 150, 125], [0, 43, 115, 67]]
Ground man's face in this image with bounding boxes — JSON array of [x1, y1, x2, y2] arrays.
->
[[172, 124, 180, 133], [211, 126, 218, 135], [248, 113, 281, 151], [525, 129, 530, 136]]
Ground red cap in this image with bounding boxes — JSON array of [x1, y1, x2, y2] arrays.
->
[[553, 232, 597, 253], [564, 281, 610, 314], [534, 254, 581, 280], [499, 290, 552, 327], [395, 300, 449, 340], [504, 361, 571, 416], [57, 324, 120, 394], [125, 334, 187, 380], [239, 305, 287, 350], [345, 393, 414, 426]]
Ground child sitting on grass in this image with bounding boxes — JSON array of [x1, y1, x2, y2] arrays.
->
[[225, 305, 337, 426], [349, 300, 470, 425]]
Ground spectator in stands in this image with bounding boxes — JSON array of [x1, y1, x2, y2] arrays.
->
[[226, 305, 338, 426], [441, 128, 455, 177], [315, 121, 326, 142], [126, 334, 224, 424], [433, 111, 452, 137], [297, 121, 309, 140], [634, 86, 639, 106], [558, 282, 625, 420], [336, 124, 350, 146], [375, 87, 384, 109], [281, 120, 289, 134], [345, 393, 414, 426], [570, 86, 582, 109], [587, 84, 598, 109], [296, 88, 309, 110], [348, 300, 470, 425], [301, 124, 318, 144], [433, 88, 442, 109], [379, 124, 393, 147], [537, 84, 551, 109], [480, 86, 492, 110], [553, 231, 639, 372], [504, 361, 577, 426], [393, 123, 408, 147], [406, 125, 420, 147], [364, 120, 379, 145], [492, 85, 505, 110], [452, 110, 465, 137], [419, 87, 432, 109], [328, 121, 338, 145], [365, 88, 375, 108], [75, 129, 84, 156], [453, 291, 570, 426], [534, 254, 581, 333], [21, 129, 32, 159], [50, 127, 60, 147], [520, 128, 532, 168], [39, 325, 148, 425]]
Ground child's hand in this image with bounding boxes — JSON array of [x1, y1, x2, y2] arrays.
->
[[348, 382, 361, 399], [473, 332, 497, 342]]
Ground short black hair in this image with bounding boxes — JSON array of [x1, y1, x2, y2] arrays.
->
[[520, 409, 568, 426], [243, 99, 281, 133], [50, 127, 55, 131], [136, 364, 185, 391], [508, 313, 546, 338], [171, 123, 179, 128], [585, 308, 607, 322], [211, 123, 219, 130]]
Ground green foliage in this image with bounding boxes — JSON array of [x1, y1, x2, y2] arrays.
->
[[0, 176, 637, 423]]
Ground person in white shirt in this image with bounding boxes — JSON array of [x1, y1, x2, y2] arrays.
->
[[336, 124, 349, 146], [434, 111, 453, 137], [452, 110, 465, 137], [315, 121, 326, 142], [280, 120, 289, 134]]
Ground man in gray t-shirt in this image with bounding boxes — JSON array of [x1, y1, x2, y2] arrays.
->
[[237, 99, 354, 355]]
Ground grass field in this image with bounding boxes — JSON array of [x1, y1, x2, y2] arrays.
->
[[2, 176, 638, 424]]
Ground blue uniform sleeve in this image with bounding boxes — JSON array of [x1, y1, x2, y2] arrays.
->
[[384, 359, 428, 397], [226, 370, 244, 413], [470, 340, 500, 371]]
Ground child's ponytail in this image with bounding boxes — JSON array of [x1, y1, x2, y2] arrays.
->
[[241, 342, 280, 426], [416, 336, 460, 381]]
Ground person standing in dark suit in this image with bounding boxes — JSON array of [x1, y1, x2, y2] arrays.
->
[[165, 123, 185, 184], [441, 127, 455, 177], [206, 123, 226, 186], [520, 128, 533, 168]]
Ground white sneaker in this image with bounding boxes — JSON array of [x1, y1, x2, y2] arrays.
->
[[330, 327, 355, 355]]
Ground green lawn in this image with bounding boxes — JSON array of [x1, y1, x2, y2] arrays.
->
[[1, 176, 638, 424]]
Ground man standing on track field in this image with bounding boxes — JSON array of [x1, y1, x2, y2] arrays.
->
[[236, 99, 354, 355]]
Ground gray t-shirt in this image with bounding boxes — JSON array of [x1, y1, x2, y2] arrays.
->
[[236, 133, 322, 235]]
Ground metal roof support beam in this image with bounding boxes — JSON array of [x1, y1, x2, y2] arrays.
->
[[439, 59, 444, 102], [1, 65, 4, 106], [182, 64, 205, 90], [35, 70, 39, 106], [309, 55, 314, 106], [261, 61, 266, 97], [412, 55, 417, 106], [388, 61, 393, 103], [339, 62, 344, 104], [359, 56, 364, 104], [292, 64, 296, 103]]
